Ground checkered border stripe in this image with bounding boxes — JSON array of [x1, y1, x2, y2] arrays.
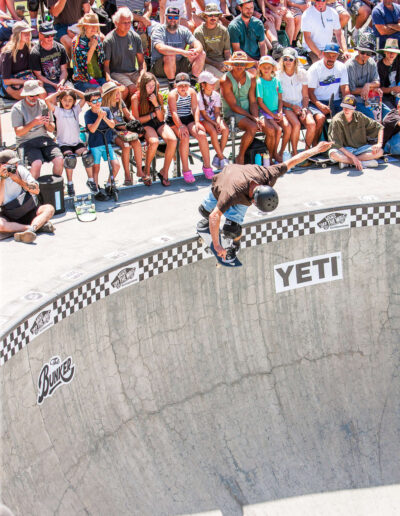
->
[[1, 203, 399, 366]]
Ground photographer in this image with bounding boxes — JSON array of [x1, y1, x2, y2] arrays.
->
[[0, 150, 55, 244]]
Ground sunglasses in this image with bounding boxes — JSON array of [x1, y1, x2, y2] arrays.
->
[[167, 15, 179, 19], [283, 56, 295, 62], [232, 62, 246, 67], [206, 14, 219, 18], [91, 98, 102, 104], [359, 50, 373, 56], [42, 34, 54, 38]]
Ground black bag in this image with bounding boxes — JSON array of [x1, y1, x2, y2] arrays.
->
[[1, 190, 38, 220]]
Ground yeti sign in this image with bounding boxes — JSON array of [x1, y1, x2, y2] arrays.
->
[[274, 252, 343, 293]]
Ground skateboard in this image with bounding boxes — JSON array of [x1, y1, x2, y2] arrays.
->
[[308, 152, 336, 168], [379, 154, 399, 164], [74, 195, 97, 222], [197, 226, 242, 268], [366, 93, 382, 123]]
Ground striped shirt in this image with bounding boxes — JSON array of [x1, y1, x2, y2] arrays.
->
[[167, 93, 192, 119]]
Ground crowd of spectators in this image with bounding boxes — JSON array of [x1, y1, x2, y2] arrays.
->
[[1, 0, 400, 243]]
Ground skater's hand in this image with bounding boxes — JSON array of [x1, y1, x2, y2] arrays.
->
[[352, 156, 363, 170], [215, 244, 227, 260], [315, 141, 333, 153]]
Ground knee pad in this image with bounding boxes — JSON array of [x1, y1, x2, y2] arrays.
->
[[28, 0, 40, 12], [222, 220, 242, 239], [81, 151, 94, 168], [198, 204, 211, 219], [63, 153, 77, 170]]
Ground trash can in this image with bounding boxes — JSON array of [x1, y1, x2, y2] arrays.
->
[[37, 175, 65, 215]]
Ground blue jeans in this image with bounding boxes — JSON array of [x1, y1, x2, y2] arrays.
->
[[74, 78, 106, 92], [202, 190, 248, 225], [384, 132, 400, 155]]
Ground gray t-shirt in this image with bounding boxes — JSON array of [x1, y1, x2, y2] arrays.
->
[[54, 104, 81, 147], [103, 29, 143, 74], [1, 165, 37, 206], [151, 24, 195, 64], [11, 99, 54, 145], [346, 56, 379, 93]]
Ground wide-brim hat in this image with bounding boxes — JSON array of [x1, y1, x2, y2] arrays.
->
[[101, 81, 124, 96], [224, 50, 254, 68], [378, 38, 400, 54], [201, 3, 222, 18], [0, 149, 19, 164], [20, 80, 45, 96], [77, 13, 105, 27]]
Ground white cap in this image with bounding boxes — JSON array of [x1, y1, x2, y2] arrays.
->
[[198, 71, 218, 84]]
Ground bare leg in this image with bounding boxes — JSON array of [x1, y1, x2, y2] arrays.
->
[[202, 120, 224, 159], [284, 110, 301, 155], [301, 112, 316, 149], [236, 117, 257, 164], [172, 125, 190, 171], [52, 156, 64, 176], [188, 121, 211, 168], [29, 159, 42, 180], [259, 118, 276, 157], [163, 54, 177, 80], [144, 126, 159, 178], [313, 113, 326, 146], [131, 139, 143, 177], [219, 120, 229, 153], [158, 124, 177, 176]]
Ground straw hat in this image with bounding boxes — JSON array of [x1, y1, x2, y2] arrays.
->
[[224, 50, 254, 68], [20, 80, 45, 97], [378, 38, 400, 54], [77, 13, 105, 27], [101, 81, 124, 96]]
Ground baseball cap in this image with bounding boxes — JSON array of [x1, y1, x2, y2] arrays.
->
[[175, 72, 191, 85], [198, 71, 218, 84], [340, 94, 356, 110], [166, 6, 180, 16], [39, 21, 57, 36], [259, 55, 278, 67], [12, 21, 33, 35], [0, 149, 20, 164], [323, 43, 340, 54], [282, 47, 298, 59]]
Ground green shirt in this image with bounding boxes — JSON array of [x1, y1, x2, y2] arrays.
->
[[221, 71, 251, 119], [194, 23, 230, 63], [228, 15, 265, 60], [328, 110, 382, 149]]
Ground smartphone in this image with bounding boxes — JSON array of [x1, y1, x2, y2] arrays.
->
[[42, 107, 49, 117]]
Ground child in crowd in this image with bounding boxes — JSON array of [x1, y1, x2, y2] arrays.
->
[[84, 89, 120, 199], [197, 70, 230, 170], [166, 72, 213, 183], [45, 88, 95, 197], [101, 81, 144, 186], [256, 55, 291, 162]]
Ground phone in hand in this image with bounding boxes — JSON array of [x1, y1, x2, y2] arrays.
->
[[42, 107, 49, 117]]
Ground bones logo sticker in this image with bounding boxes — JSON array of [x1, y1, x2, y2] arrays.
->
[[37, 355, 75, 405]]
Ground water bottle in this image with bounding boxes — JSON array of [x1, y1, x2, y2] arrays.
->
[[282, 150, 291, 162], [255, 153, 262, 165], [262, 152, 270, 167]]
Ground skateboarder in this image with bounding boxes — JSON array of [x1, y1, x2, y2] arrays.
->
[[197, 141, 332, 261]]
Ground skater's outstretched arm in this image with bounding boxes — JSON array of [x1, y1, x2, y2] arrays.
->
[[285, 141, 333, 171], [209, 207, 227, 260]]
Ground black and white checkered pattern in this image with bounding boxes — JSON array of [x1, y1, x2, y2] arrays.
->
[[1, 203, 399, 366]]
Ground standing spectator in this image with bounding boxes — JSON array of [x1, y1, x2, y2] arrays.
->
[[377, 38, 400, 111], [228, 0, 267, 68], [103, 7, 145, 102], [278, 48, 316, 155], [301, 0, 351, 63], [308, 44, 350, 145], [151, 6, 205, 90], [328, 94, 384, 169], [131, 72, 177, 187], [72, 13, 107, 92], [30, 21, 68, 94], [372, 0, 400, 48], [47, 0, 91, 58], [0, 22, 34, 100], [346, 36, 381, 118], [159, 0, 197, 32], [11, 80, 64, 179], [194, 3, 231, 84], [0, 150, 55, 244]]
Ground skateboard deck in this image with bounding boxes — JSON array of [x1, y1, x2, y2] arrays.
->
[[308, 152, 335, 168], [74, 194, 97, 222], [197, 226, 242, 268]]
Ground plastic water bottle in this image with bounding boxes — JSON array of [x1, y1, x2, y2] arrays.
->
[[282, 150, 291, 162], [262, 152, 270, 167], [255, 153, 262, 165]]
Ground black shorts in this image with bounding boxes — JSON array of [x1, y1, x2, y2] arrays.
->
[[21, 136, 63, 165], [143, 118, 165, 131], [166, 114, 195, 127], [0, 207, 38, 225], [60, 143, 86, 155]]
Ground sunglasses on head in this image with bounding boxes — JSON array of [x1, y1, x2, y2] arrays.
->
[[167, 15, 179, 19], [359, 50, 373, 56], [283, 56, 295, 62], [91, 98, 102, 104]]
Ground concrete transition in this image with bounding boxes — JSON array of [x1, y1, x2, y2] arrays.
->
[[1, 213, 399, 515]]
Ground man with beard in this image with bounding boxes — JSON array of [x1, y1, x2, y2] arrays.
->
[[151, 6, 205, 90]]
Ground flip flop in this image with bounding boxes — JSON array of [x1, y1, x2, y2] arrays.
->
[[183, 170, 195, 183], [157, 172, 170, 187]]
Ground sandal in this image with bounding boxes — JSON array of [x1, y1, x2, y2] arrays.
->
[[142, 176, 152, 187], [203, 167, 214, 180], [123, 179, 133, 186], [157, 172, 170, 187], [183, 170, 195, 184]]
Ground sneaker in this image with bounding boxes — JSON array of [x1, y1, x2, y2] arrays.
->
[[94, 189, 108, 201], [67, 183, 75, 196], [361, 160, 378, 168], [219, 158, 230, 168], [105, 185, 112, 196], [86, 180, 99, 194], [225, 243, 240, 263], [197, 218, 209, 231], [14, 228, 36, 243], [338, 162, 347, 169], [212, 155, 220, 168], [38, 221, 55, 234]]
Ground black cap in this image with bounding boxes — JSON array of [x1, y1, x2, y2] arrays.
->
[[39, 21, 57, 36]]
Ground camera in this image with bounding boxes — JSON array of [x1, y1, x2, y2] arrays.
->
[[6, 164, 17, 174]]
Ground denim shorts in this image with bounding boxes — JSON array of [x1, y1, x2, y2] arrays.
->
[[202, 190, 248, 225], [54, 23, 69, 42], [328, 144, 374, 159], [90, 144, 117, 164]]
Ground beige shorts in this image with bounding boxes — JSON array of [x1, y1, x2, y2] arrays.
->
[[110, 71, 140, 87]]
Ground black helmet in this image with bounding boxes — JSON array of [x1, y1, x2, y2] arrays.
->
[[253, 185, 279, 212]]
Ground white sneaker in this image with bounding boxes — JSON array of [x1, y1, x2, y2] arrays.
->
[[361, 160, 378, 168], [338, 162, 347, 169], [212, 155, 220, 168], [219, 158, 230, 168]]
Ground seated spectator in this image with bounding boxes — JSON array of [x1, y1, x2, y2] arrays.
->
[[0, 22, 34, 100], [151, 6, 205, 90], [377, 38, 400, 111], [131, 72, 177, 186], [116, 0, 152, 29], [0, 149, 55, 244], [326, 0, 351, 29], [198, 70, 230, 168], [301, 0, 351, 64], [101, 80, 144, 186], [372, 0, 400, 49], [103, 7, 145, 103], [11, 80, 63, 179], [46, 0, 90, 58], [72, 13, 107, 92], [278, 48, 316, 155], [264, 0, 295, 46], [0, 0, 20, 21], [220, 51, 272, 164], [346, 36, 381, 119], [348, 0, 372, 44], [30, 21, 68, 94], [84, 88, 120, 199], [166, 72, 214, 183], [256, 55, 291, 162], [194, 0, 233, 28], [328, 94, 384, 169], [45, 88, 95, 197], [308, 44, 350, 145], [382, 100, 400, 153], [251, 0, 284, 59], [159, 0, 200, 32], [287, 0, 308, 44], [194, 3, 231, 84]]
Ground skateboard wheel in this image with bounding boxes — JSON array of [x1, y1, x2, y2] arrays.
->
[[322, 163, 327, 168], [384, 157, 388, 163]]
